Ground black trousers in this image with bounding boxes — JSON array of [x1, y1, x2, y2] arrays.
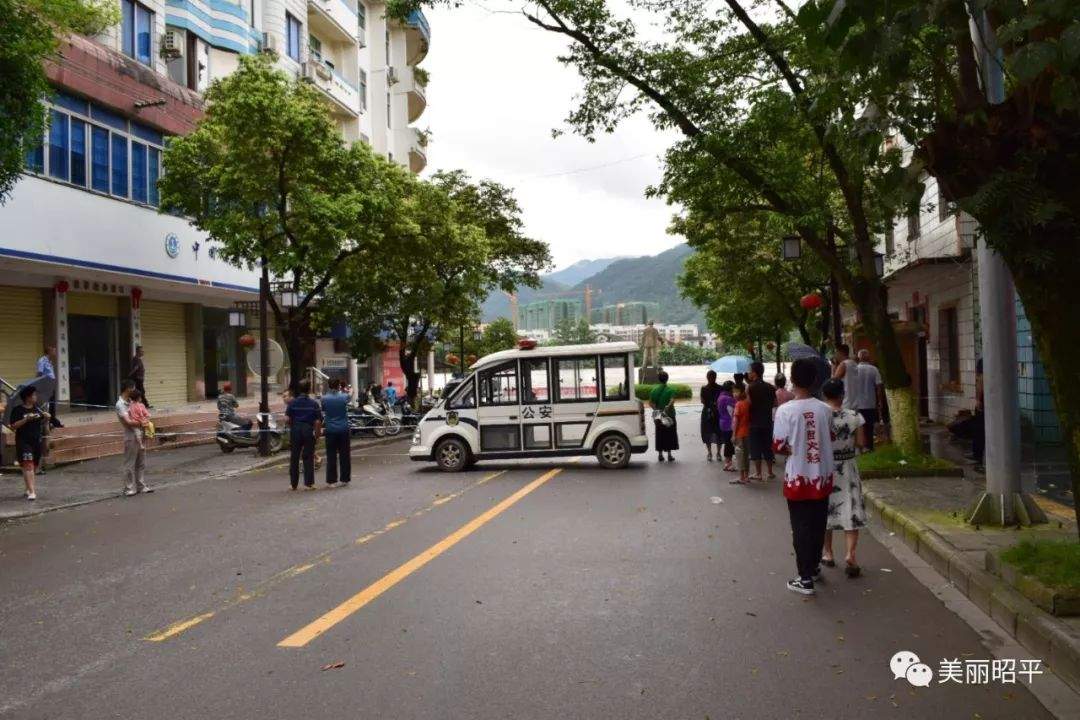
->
[[289, 423, 316, 488], [718, 429, 735, 459], [787, 498, 829, 581], [858, 409, 879, 451], [324, 430, 351, 485], [971, 410, 985, 463]]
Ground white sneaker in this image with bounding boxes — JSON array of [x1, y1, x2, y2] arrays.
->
[[26, 492, 36, 501], [123, 489, 137, 497], [138, 486, 154, 494]]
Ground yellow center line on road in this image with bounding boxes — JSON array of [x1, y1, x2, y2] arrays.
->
[[277, 467, 563, 648], [143, 470, 508, 643]]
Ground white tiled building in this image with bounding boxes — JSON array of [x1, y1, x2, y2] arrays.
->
[[0, 0, 430, 413]]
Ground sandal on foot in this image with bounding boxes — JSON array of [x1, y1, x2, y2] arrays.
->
[[822, 558, 837, 568], [845, 562, 861, 578]]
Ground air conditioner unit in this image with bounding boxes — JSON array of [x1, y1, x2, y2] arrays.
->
[[301, 61, 318, 82], [302, 62, 331, 83], [161, 29, 183, 59], [387, 66, 398, 84], [261, 32, 282, 54]]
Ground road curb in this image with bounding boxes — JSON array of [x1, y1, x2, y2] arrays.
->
[[865, 489, 1080, 694], [0, 435, 409, 523]]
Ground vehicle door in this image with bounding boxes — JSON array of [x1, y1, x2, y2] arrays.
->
[[551, 354, 601, 451], [476, 360, 522, 453], [519, 355, 553, 453]]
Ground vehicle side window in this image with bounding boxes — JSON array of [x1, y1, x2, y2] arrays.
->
[[479, 361, 518, 406], [553, 356, 598, 403], [520, 357, 549, 403], [601, 354, 630, 401], [448, 380, 476, 409]]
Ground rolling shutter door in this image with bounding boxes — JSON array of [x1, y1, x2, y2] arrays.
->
[[139, 300, 189, 406], [0, 287, 44, 386]]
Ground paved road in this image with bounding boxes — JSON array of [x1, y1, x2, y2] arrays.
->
[[0, 420, 1060, 719]]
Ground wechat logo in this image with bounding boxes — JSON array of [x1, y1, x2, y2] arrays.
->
[[891, 650, 934, 687]]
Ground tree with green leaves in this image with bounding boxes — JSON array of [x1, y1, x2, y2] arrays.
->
[[477, 317, 520, 358], [393, 0, 925, 452], [677, 209, 832, 356], [0, 0, 116, 202], [322, 170, 550, 401], [551, 317, 597, 345], [791, 1, 1080, 530], [160, 53, 410, 390]]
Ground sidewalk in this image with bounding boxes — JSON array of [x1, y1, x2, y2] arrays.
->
[[0, 435, 406, 521], [864, 472, 1080, 694]]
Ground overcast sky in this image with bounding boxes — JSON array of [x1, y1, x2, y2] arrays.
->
[[418, 2, 684, 271]]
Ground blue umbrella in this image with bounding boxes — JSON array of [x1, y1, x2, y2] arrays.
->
[[709, 355, 752, 374]]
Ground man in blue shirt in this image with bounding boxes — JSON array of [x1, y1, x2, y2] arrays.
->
[[285, 380, 322, 490], [320, 377, 351, 486], [384, 381, 398, 405], [36, 345, 62, 428]]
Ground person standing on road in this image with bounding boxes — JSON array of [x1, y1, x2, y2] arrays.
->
[[772, 358, 835, 596], [8, 385, 47, 501], [116, 380, 153, 496], [383, 381, 398, 406], [285, 380, 322, 491], [649, 370, 678, 462], [820, 378, 867, 578], [852, 350, 884, 452], [746, 361, 777, 481], [321, 378, 351, 487], [36, 345, 62, 428], [716, 381, 736, 472], [831, 344, 858, 410], [774, 373, 794, 409], [128, 345, 150, 408], [731, 384, 751, 484], [699, 370, 722, 461]]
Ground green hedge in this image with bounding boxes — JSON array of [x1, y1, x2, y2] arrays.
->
[[635, 383, 693, 401]]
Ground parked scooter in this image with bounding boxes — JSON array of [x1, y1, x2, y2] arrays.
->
[[216, 413, 284, 453], [392, 397, 428, 428], [348, 402, 402, 437]]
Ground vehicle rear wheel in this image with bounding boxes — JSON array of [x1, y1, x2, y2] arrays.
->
[[268, 433, 284, 453], [596, 434, 631, 469], [384, 418, 402, 436], [219, 444, 235, 454], [435, 437, 469, 472], [373, 423, 386, 438]]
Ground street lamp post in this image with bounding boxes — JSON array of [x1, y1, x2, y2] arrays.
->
[[781, 232, 842, 347], [257, 257, 271, 456]]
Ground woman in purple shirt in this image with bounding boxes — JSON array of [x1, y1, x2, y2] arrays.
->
[[716, 381, 737, 472]]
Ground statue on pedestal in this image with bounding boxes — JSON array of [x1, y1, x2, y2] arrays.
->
[[640, 321, 664, 370]]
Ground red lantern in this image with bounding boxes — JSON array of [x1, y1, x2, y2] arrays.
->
[[239, 333, 256, 348], [445, 353, 460, 366], [800, 293, 824, 310], [131, 287, 143, 309], [466, 354, 478, 366], [54, 280, 69, 294]]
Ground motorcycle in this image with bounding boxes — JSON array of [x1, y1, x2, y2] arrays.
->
[[216, 413, 285, 453], [392, 397, 429, 428], [348, 402, 402, 437]]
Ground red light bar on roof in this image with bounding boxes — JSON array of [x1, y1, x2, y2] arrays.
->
[[518, 338, 537, 350]]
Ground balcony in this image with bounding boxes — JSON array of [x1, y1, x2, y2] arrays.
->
[[307, 0, 357, 44], [408, 127, 427, 173], [301, 61, 360, 117], [403, 67, 427, 123], [403, 9, 431, 65]]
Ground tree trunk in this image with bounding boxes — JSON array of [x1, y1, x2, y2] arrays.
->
[[1009, 234, 1080, 537], [399, 343, 422, 404], [849, 280, 922, 455]]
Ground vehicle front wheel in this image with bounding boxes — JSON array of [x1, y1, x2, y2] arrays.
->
[[596, 434, 631, 469], [435, 437, 469, 472], [268, 433, 284, 453], [384, 418, 402, 436], [219, 444, 235, 454]]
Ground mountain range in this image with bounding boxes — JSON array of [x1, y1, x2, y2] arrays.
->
[[481, 243, 706, 328]]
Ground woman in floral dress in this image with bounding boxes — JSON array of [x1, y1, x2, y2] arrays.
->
[[820, 378, 867, 577]]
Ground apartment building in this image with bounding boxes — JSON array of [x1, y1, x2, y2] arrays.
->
[[850, 143, 1060, 446], [0, 0, 430, 410]]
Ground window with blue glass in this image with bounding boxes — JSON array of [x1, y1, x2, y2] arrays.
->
[[48, 109, 69, 181], [70, 118, 87, 187], [121, 0, 154, 66], [91, 126, 110, 192], [286, 13, 302, 62], [111, 134, 128, 198], [131, 142, 147, 203], [25, 96, 163, 207]]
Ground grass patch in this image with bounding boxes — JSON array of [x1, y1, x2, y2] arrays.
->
[[1000, 540, 1080, 592], [635, 383, 693, 402], [856, 443, 958, 476]]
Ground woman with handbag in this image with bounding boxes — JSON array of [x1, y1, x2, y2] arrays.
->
[[649, 370, 679, 462]]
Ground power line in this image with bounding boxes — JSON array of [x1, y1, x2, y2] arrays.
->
[[516, 152, 656, 180]]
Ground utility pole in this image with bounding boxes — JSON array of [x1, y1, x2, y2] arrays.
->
[[966, 12, 1045, 526], [258, 256, 271, 457]]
